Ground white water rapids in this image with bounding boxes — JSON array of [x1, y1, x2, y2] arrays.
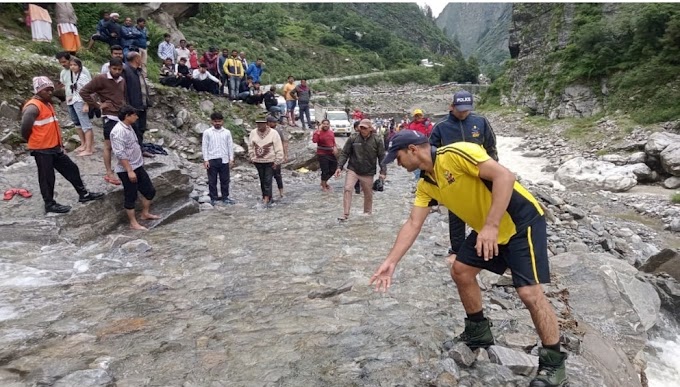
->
[[497, 135, 680, 387]]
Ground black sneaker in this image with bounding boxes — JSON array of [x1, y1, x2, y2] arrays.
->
[[79, 192, 105, 203], [444, 318, 495, 351], [45, 202, 72, 213]]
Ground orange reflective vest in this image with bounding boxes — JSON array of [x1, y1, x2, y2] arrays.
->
[[23, 98, 62, 150]]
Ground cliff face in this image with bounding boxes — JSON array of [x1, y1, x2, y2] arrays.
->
[[436, 3, 511, 68], [505, 3, 603, 119]]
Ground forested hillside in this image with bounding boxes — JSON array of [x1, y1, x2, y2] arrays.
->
[[179, 3, 465, 82]]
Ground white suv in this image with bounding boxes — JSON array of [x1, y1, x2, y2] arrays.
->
[[325, 110, 352, 136]]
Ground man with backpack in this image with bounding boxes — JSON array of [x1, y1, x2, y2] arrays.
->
[[335, 119, 386, 221]]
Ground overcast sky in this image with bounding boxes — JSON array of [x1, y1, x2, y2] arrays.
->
[[417, 0, 448, 18]]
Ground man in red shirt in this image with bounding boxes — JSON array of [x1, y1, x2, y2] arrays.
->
[[406, 108, 433, 137], [312, 119, 337, 192]]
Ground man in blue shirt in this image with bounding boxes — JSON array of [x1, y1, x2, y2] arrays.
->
[[245, 58, 265, 84]]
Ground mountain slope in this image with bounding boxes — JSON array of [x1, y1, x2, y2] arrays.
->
[[436, 3, 511, 70], [179, 3, 463, 82]]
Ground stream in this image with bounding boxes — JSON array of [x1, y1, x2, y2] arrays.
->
[[0, 136, 678, 386]]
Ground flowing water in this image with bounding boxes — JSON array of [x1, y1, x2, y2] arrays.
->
[[1, 136, 679, 386]]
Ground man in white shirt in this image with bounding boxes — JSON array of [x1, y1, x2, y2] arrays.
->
[[175, 39, 190, 64], [202, 111, 235, 205], [100, 45, 124, 75], [192, 63, 221, 94]]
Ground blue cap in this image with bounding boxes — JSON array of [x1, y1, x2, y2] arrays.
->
[[383, 130, 429, 165], [452, 90, 473, 112]]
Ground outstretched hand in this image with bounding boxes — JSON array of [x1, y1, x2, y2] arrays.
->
[[369, 260, 396, 292]]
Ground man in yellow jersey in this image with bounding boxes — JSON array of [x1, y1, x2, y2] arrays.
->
[[370, 130, 568, 387]]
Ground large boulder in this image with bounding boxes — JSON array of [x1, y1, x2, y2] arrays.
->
[[644, 131, 680, 156], [620, 163, 657, 183], [131, 4, 200, 44], [639, 249, 680, 281], [0, 152, 198, 244], [555, 157, 637, 192], [551, 252, 660, 358], [660, 142, 680, 176]]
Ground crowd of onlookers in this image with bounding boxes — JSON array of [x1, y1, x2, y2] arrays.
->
[[86, 11, 268, 103]]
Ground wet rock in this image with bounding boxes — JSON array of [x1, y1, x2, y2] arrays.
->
[[579, 330, 642, 387], [120, 239, 151, 254], [487, 345, 538, 376], [0, 153, 199, 244], [552, 252, 660, 356], [53, 369, 114, 387], [0, 147, 16, 167], [448, 342, 475, 367], [663, 176, 680, 189], [308, 281, 353, 299], [555, 157, 637, 192], [640, 249, 680, 281]]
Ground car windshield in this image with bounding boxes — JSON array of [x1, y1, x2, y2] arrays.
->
[[327, 112, 348, 121]]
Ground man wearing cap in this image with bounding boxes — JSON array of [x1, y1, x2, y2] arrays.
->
[[20, 76, 104, 214], [371, 130, 569, 387], [248, 114, 284, 207], [267, 115, 289, 198], [405, 109, 433, 137], [430, 90, 499, 262], [334, 119, 386, 221]]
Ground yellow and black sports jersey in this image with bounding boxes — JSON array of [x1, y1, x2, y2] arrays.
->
[[414, 142, 544, 245]]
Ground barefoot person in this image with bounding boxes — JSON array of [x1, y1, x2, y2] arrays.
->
[[66, 58, 94, 156], [334, 119, 386, 220], [370, 130, 568, 387], [248, 113, 284, 207], [20, 76, 104, 214], [110, 105, 160, 230], [312, 119, 337, 192]]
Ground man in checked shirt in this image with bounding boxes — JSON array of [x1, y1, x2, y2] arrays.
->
[[110, 105, 160, 230]]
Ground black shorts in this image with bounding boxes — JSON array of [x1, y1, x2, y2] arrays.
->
[[456, 217, 550, 288], [117, 166, 156, 210], [103, 117, 117, 140]]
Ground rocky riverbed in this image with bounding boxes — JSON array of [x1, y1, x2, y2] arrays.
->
[[1, 128, 680, 386]]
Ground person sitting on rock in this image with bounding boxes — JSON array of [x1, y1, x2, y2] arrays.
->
[[20, 76, 104, 214], [175, 57, 193, 89], [87, 11, 111, 50], [159, 57, 178, 86], [245, 81, 264, 105], [192, 63, 221, 95], [110, 105, 160, 230], [371, 130, 569, 387]]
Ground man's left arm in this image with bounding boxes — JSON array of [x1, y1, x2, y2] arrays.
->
[[475, 159, 515, 259], [482, 117, 499, 161]]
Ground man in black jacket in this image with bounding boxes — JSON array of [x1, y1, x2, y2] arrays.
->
[[429, 90, 498, 260], [123, 52, 151, 148]]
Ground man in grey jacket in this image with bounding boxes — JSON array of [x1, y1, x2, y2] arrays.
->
[[335, 119, 386, 220], [295, 79, 313, 129]]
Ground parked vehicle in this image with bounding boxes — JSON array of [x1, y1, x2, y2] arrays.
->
[[325, 110, 352, 136]]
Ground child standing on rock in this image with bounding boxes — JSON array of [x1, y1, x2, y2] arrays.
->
[[110, 105, 160, 230]]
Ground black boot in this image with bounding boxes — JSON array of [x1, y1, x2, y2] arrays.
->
[[444, 318, 495, 351]]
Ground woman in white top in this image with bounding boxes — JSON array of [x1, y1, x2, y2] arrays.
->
[[67, 58, 94, 156]]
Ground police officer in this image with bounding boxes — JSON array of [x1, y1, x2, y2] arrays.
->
[[429, 90, 498, 260]]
